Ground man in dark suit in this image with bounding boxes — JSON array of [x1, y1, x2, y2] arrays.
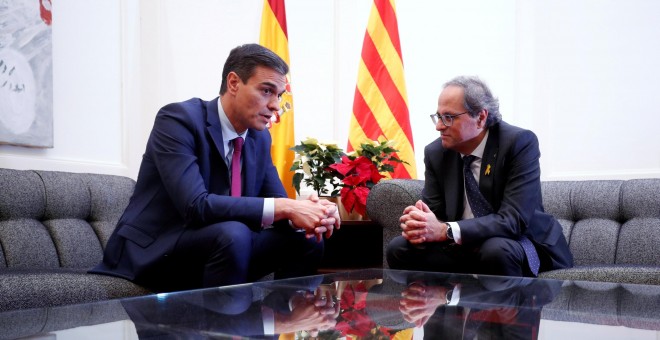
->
[[396, 272, 562, 339], [387, 76, 572, 277], [92, 44, 340, 292], [123, 277, 339, 338]]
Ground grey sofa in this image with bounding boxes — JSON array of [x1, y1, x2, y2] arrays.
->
[[541, 280, 660, 331], [366, 178, 660, 285], [0, 168, 150, 313]]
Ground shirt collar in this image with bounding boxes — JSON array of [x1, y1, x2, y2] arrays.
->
[[461, 130, 489, 159], [217, 99, 248, 142]]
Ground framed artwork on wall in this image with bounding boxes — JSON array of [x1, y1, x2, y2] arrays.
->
[[0, 0, 53, 148]]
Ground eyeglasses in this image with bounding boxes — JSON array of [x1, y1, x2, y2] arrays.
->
[[430, 112, 469, 127]]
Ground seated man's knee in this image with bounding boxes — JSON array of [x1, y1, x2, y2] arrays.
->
[[202, 286, 253, 315], [211, 221, 250, 240], [208, 221, 253, 258], [478, 237, 524, 276], [386, 236, 412, 269]]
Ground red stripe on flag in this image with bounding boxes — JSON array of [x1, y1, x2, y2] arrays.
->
[[391, 151, 412, 178], [360, 34, 414, 145], [350, 88, 385, 152], [267, 0, 288, 38], [374, 0, 402, 60]]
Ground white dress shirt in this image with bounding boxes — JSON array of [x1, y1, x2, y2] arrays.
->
[[217, 100, 274, 227]]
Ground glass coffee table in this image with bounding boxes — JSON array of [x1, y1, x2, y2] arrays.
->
[[2, 269, 659, 339]]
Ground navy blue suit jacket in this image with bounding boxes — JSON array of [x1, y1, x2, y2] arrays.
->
[[92, 97, 287, 283], [422, 121, 573, 271]]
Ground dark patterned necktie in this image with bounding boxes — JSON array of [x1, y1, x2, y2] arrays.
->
[[231, 137, 244, 197], [463, 155, 493, 217], [463, 155, 540, 275]]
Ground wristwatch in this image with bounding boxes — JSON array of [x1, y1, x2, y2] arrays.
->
[[446, 223, 454, 241]]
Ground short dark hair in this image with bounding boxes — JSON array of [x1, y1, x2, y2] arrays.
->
[[219, 44, 289, 95], [444, 76, 502, 127]]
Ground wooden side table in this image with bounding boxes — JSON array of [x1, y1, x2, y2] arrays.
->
[[318, 219, 383, 273]]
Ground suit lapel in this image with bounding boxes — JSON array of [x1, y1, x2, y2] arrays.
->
[[206, 97, 227, 169], [445, 151, 465, 221], [480, 124, 499, 207]]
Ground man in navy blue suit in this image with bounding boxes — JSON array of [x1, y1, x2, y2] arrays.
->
[[395, 273, 562, 339], [387, 76, 572, 277], [92, 44, 340, 292]]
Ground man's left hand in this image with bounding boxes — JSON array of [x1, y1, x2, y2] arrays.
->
[[400, 200, 447, 244]]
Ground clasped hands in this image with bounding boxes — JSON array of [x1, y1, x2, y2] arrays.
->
[[399, 200, 448, 245], [280, 193, 341, 242], [274, 288, 339, 335], [399, 281, 449, 327]]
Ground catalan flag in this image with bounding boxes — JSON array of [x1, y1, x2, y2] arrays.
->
[[260, 0, 296, 197], [348, 0, 416, 179]]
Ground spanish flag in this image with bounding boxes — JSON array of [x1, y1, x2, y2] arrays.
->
[[348, 0, 417, 179], [260, 0, 296, 197]]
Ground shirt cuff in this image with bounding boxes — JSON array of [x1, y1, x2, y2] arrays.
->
[[448, 221, 462, 244], [262, 198, 274, 227], [261, 306, 275, 335], [447, 283, 461, 306]]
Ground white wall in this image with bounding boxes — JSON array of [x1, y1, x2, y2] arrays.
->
[[517, 0, 660, 180], [1, 0, 658, 181], [0, 1, 129, 174]]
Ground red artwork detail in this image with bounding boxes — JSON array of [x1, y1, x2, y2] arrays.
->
[[40, 0, 52, 26]]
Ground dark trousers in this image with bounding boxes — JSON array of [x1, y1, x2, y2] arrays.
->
[[386, 236, 533, 277], [144, 221, 324, 292]]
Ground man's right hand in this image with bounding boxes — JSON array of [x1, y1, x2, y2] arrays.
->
[[309, 194, 341, 240], [399, 200, 447, 244], [274, 289, 339, 334], [399, 281, 449, 327]]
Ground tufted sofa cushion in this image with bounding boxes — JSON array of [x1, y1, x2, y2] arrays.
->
[[539, 179, 660, 284], [542, 281, 660, 330], [0, 297, 130, 339], [0, 169, 150, 312]]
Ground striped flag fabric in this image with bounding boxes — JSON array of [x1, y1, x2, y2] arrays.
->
[[260, 0, 296, 198], [348, 0, 417, 179]]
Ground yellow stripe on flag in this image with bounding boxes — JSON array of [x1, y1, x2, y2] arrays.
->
[[354, 60, 405, 142], [349, 0, 417, 179], [351, 75, 417, 179], [366, 4, 409, 108], [260, 0, 296, 198]]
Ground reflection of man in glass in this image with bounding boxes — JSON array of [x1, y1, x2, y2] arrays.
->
[[396, 274, 561, 339], [123, 278, 339, 338]]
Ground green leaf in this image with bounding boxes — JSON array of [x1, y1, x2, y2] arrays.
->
[[292, 172, 304, 195], [289, 145, 306, 153]]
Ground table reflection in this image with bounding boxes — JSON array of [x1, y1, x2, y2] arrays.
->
[[121, 271, 562, 339], [384, 271, 561, 339]]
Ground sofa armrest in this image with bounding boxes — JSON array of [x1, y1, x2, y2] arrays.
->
[[366, 179, 424, 267]]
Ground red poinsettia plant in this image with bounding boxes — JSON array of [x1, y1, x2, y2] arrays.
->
[[328, 139, 407, 217], [329, 156, 383, 217], [335, 280, 395, 338]]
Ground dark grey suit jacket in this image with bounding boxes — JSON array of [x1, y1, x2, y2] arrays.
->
[[422, 121, 573, 271]]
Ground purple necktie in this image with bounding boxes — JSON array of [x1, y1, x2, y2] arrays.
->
[[463, 155, 540, 275], [231, 137, 244, 197]]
